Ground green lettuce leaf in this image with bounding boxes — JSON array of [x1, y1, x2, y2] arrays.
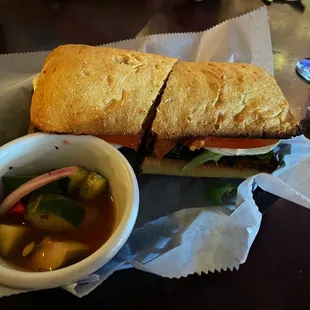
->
[[205, 183, 237, 205], [255, 151, 274, 161], [182, 151, 223, 171]]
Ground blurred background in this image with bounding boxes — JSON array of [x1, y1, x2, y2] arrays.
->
[[1, 0, 307, 53]]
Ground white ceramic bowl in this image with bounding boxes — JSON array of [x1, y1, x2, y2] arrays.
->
[[0, 133, 139, 290]]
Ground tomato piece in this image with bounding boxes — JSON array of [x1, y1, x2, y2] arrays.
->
[[184, 137, 279, 150], [8, 201, 25, 216], [98, 135, 141, 150], [154, 140, 177, 159]]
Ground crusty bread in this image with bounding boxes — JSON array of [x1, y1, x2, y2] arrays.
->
[[32, 75, 39, 91], [28, 122, 38, 134], [152, 62, 298, 140], [31, 44, 178, 136], [141, 157, 274, 179]]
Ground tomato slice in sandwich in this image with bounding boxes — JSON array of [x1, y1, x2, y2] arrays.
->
[[98, 135, 141, 150], [154, 140, 177, 159]]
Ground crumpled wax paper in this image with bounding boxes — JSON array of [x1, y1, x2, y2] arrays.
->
[[1, 6, 310, 298]]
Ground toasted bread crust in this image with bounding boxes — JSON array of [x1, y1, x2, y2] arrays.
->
[[30, 44, 178, 136], [152, 62, 298, 139], [141, 157, 274, 179]]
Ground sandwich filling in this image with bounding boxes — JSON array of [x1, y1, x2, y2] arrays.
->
[[150, 137, 280, 172]]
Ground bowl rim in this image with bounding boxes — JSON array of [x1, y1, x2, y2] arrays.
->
[[0, 133, 139, 290]]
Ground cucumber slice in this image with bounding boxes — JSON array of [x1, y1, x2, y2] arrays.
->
[[25, 194, 85, 232], [28, 237, 89, 271], [0, 224, 28, 257], [67, 167, 89, 194], [78, 172, 108, 200], [2, 176, 69, 196]]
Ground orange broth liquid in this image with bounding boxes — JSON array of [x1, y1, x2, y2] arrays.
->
[[0, 191, 116, 271]]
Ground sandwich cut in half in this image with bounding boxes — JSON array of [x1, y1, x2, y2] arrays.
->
[[142, 61, 298, 178], [30, 44, 178, 167]]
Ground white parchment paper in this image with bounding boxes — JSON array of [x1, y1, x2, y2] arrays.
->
[[1, 6, 310, 298]]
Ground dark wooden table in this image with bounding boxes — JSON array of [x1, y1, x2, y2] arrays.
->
[[1, 0, 310, 309]]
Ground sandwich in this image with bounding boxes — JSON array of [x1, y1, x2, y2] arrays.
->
[[30, 44, 298, 178], [141, 61, 298, 178], [30, 44, 178, 166]]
